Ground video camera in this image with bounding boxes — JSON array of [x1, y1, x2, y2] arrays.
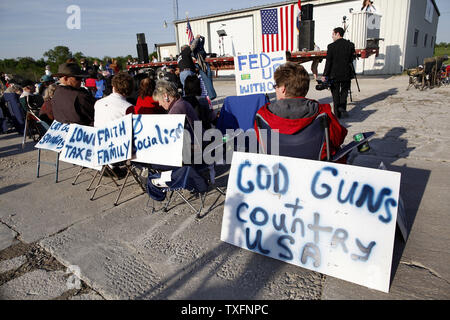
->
[[315, 79, 333, 91]]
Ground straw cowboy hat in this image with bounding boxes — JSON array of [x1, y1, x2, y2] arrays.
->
[[53, 63, 88, 78]]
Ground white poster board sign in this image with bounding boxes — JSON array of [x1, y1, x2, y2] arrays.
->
[[96, 114, 133, 166], [35, 120, 70, 152], [59, 124, 101, 170], [234, 51, 286, 96], [132, 114, 185, 167], [221, 152, 401, 293]]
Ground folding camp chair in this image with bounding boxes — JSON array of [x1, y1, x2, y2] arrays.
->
[[215, 93, 269, 134], [89, 161, 146, 206], [72, 166, 100, 190], [255, 112, 375, 162], [24, 113, 61, 183], [144, 119, 243, 217], [146, 164, 213, 216], [23, 111, 48, 146]]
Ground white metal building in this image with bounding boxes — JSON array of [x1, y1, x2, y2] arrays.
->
[[173, 0, 440, 75], [154, 42, 177, 61]]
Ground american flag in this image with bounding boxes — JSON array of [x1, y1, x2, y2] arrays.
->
[[296, 0, 302, 32], [186, 19, 194, 44], [261, 4, 299, 53]]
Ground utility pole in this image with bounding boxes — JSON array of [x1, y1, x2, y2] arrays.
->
[[173, 0, 179, 21], [173, 0, 179, 52]]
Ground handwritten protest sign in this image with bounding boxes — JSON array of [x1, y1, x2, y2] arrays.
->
[[132, 114, 185, 167], [234, 51, 286, 96], [35, 120, 70, 152], [221, 152, 401, 293], [59, 124, 101, 170], [96, 114, 132, 166]]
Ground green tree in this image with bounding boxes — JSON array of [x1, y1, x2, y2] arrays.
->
[[43, 46, 73, 73], [73, 51, 85, 64]]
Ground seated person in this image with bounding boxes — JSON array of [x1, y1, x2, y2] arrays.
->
[[254, 62, 347, 161], [131, 78, 165, 114], [162, 65, 183, 92], [152, 79, 199, 130], [152, 79, 202, 168], [1, 84, 25, 135], [20, 80, 43, 114], [94, 72, 134, 178], [39, 83, 58, 126], [94, 72, 134, 128], [182, 75, 215, 130]]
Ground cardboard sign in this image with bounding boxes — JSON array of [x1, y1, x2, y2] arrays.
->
[[59, 124, 101, 170], [35, 120, 70, 152], [234, 51, 286, 96], [96, 114, 133, 166], [220, 152, 401, 293], [132, 114, 185, 167]]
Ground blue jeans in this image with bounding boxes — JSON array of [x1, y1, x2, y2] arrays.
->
[[180, 70, 196, 94]]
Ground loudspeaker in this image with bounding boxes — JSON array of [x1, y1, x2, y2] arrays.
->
[[136, 43, 149, 63], [137, 33, 146, 44], [301, 4, 314, 21], [298, 20, 315, 51]]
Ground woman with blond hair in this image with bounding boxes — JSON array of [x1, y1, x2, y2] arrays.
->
[[39, 83, 58, 125]]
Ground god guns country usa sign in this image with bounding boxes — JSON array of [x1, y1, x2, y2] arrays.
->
[[221, 152, 401, 293]]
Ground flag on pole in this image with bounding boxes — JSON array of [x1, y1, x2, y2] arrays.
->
[[296, 0, 302, 32], [260, 4, 299, 53], [186, 19, 194, 44]]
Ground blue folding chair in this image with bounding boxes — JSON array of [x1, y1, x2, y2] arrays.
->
[[255, 112, 375, 162], [256, 112, 329, 160], [2, 92, 25, 135], [216, 93, 269, 133]]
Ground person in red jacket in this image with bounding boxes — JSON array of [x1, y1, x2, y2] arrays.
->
[[254, 62, 347, 161], [130, 77, 165, 114]]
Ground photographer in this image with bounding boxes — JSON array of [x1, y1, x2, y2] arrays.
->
[[322, 27, 356, 118]]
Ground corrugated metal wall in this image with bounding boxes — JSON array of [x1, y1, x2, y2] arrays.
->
[[349, 0, 409, 74]]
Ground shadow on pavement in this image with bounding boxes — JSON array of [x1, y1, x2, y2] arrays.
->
[[350, 127, 430, 289], [0, 183, 31, 195]]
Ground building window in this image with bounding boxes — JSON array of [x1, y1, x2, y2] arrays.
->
[[413, 29, 419, 46], [431, 36, 434, 48], [424, 34, 428, 47]]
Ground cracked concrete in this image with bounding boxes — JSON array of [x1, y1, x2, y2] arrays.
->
[[1, 75, 449, 300]]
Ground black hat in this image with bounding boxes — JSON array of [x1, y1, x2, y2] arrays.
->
[[22, 79, 35, 87], [53, 63, 89, 78]]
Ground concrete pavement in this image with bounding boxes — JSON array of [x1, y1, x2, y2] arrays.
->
[[0, 75, 449, 300]]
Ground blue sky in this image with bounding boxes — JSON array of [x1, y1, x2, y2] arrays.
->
[[0, 0, 449, 60]]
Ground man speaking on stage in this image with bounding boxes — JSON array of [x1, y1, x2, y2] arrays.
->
[[322, 27, 356, 119]]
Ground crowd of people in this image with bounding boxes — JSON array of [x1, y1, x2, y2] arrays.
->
[[0, 37, 218, 140], [0, 24, 367, 173]]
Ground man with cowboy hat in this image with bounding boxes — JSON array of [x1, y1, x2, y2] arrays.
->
[[51, 62, 95, 126]]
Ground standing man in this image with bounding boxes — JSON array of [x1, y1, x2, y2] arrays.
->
[[177, 45, 197, 92], [322, 27, 356, 118], [52, 62, 95, 125]]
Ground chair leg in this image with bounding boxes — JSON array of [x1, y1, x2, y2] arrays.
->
[[215, 186, 226, 196], [87, 170, 99, 191], [72, 166, 85, 185], [90, 166, 107, 200], [163, 191, 174, 212], [55, 153, 59, 183], [36, 149, 41, 178], [113, 168, 131, 206]]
